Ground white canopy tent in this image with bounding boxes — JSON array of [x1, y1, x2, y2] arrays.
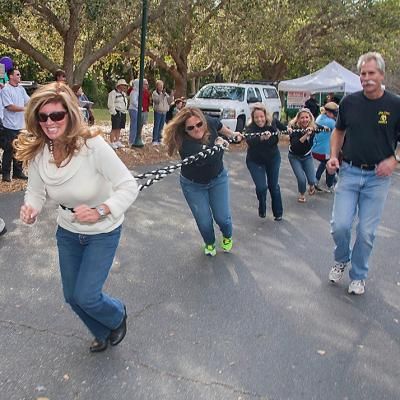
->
[[278, 61, 362, 94]]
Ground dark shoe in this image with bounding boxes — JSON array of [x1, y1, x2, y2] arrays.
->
[[2, 174, 11, 182], [89, 338, 108, 353], [13, 172, 28, 180], [258, 209, 266, 218], [274, 216, 282, 221], [109, 305, 127, 346]]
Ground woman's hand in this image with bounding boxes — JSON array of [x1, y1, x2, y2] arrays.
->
[[74, 204, 103, 223], [20, 204, 39, 225], [215, 137, 229, 149], [232, 132, 243, 143], [260, 132, 272, 141]]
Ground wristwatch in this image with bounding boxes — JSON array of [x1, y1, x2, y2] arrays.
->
[[95, 205, 107, 218]]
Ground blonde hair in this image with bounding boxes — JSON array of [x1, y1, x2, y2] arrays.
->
[[14, 82, 99, 166], [249, 103, 272, 126], [163, 107, 209, 156], [289, 108, 317, 129]]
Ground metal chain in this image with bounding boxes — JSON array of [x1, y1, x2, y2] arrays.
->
[[136, 143, 226, 191]]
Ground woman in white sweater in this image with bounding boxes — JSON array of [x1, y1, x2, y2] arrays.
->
[[15, 82, 139, 353]]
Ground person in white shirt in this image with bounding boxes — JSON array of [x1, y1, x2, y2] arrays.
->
[[1, 68, 30, 181], [15, 82, 139, 353], [107, 79, 128, 150]]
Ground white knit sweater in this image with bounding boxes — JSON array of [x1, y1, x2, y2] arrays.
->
[[25, 135, 139, 234]]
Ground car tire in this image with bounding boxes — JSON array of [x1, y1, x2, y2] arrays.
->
[[236, 116, 245, 132]]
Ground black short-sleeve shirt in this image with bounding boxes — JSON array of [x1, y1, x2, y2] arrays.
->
[[179, 116, 224, 183], [336, 91, 400, 165]]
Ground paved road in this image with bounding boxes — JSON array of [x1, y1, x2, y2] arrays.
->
[[1, 150, 400, 400]]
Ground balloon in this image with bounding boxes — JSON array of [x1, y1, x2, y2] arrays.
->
[[0, 56, 14, 72]]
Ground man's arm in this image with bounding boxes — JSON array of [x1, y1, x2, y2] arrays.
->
[[326, 128, 345, 174], [5, 104, 25, 112]]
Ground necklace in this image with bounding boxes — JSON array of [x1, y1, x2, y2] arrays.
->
[[48, 140, 54, 159]]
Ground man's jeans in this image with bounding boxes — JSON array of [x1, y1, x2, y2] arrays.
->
[[180, 168, 232, 245], [246, 152, 283, 218], [315, 159, 335, 188], [288, 152, 316, 194], [330, 162, 391, 280], [2, 128, 23, 176], [152, 111, 166, 143], [56, 225, 124, 341], [128, 109, 138, 144]]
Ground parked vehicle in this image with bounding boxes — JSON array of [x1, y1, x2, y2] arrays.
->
[[186, 82, 282, 131]]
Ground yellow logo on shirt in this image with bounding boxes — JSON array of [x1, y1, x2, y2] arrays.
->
[[378, 111, 390, 125]]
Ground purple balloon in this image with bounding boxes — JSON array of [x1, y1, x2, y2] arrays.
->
[[0, 56, 14, 72]]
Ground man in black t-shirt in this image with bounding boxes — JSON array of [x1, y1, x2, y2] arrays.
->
[[304, 94, 319, 118], [326, 52, 400, 295]]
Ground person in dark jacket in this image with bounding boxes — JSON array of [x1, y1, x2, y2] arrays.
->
[[245, 103, 285, 220], [163, 107, 242, 256], [287, 108, 317, 203], [304, 93, 319, 118]]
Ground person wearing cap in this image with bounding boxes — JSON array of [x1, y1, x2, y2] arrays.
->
[[304, 93, 320, 119], [166, 97, 186, 123], [108, 79, 129, 149], [327, 52, 400, 295], [312, 101, 339, 192]]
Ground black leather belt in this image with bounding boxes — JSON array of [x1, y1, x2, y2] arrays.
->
[[60, 204, 75, 213], [343, 159, 376, 171]]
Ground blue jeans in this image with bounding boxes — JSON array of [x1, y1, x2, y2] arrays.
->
[[330, 162, 391, 280], [152, 111, 166, 143], [288, 152, 316, 194], [316, 159, 336, 187], [180, 169, 232, 245], [246, 152, 283, 218], [56, 225, 124, 341], [128, 109, 138, 144]]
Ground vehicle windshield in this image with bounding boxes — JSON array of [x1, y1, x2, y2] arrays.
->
[[196, 85, 245, 101]]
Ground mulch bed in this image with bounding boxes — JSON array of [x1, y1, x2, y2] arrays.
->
[[0, 123, 288, 194]]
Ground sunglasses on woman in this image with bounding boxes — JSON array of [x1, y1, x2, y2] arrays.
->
[[37, 111, 68, 122], [185, 121, 203, 131]]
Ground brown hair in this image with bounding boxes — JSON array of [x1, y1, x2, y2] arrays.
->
[[163, 107, 209, 156], [249, 103, 272, 126], [14, 82, 99, 167]]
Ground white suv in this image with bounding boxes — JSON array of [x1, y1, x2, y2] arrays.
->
[[186, 82, 281, 131]]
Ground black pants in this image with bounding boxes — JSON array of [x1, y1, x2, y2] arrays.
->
[[1, 128, 23, 177]]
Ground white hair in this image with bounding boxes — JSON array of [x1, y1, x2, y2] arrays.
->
[[357, 52, 385, 74]]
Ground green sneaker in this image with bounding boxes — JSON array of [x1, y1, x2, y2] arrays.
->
[[204, 244, 216, 256], [221, 237, 233, 252]]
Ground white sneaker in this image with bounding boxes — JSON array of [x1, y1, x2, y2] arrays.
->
[[329, 262, 347, 283], [110, 142, 119, 150], [116, 141, 125, 148], [348, 280, 365, 295]]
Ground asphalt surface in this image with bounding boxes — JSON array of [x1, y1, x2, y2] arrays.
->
[[1, 149, 400, 400]]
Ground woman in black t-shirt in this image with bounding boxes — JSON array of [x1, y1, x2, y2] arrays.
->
[[287, 108, 317, 203], [245, 103, 284, 220], [163, 107, 241, 256]]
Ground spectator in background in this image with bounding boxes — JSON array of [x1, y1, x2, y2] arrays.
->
[[1, 67, 29, 182], [54, 69, 67, 84], [166, 97, 186, 123], [152, 80, 174, 145], [324, 92, 340, 105], [128, 79, 139, 146], [304, 93, 319, 119], [71, 84, 95, 125], [107, 79, 128, 150]]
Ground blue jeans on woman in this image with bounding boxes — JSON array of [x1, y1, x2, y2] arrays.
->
[[330, 162, 391, 280], [316, 159, 336, 188], [288, 152, 316, 194], [56, 225, 125, 341], [128, 109, 138, 145], [246, 152, 283, 218], [180, 168, 232, 245], [152, 111, 166, 143]]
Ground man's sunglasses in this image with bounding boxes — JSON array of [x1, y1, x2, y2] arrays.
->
[[37, 111, 67, 122], [186, 121, 203, 131]]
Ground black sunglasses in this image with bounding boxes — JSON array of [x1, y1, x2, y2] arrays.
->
[[186, 121, 203, 131], [37, 111, 67, 122]]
